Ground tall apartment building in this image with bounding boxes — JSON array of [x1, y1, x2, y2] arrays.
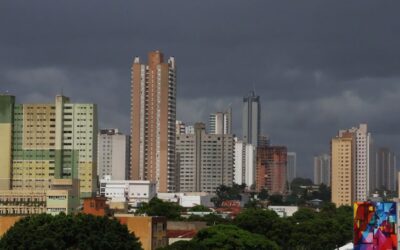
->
[[176, 120, 186, 135], [209, 107, 232, 135], [0, 94, 97, 198], [243, 91, 260, 147], [185, 125, 194, 134], [176, 123, 234, 192], [338, 124, 371, 202], [130, 51, 177, 192], [286, 152, 297, 184], [258, 134, 270, 147], [331, 132, 354, 207], [256, 146, 287, 194], [313, 154, 331, 186], [97, 129, 130, 181], [234, 138, 255, 188], [375, 148, 397, 192]]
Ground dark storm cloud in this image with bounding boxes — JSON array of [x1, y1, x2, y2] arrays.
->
[[2, 0, 400, 177]]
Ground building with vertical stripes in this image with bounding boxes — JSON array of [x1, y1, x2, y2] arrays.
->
[[0, 94, 97, 198], [130, 51, 177, 192]]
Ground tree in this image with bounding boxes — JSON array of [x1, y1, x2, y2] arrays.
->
[[211, 184, 245, 207], [233, 208, 279, 235], [136, 197, 183, 220], [195, 224, 279, 250], [244, 199, 262, 209], [258, 188, 269, 200], [291, 208, 316, 223], [290, 177, 313, 195], [187, 213, 230, 226], [0, 213, 142, 250], [317, 183, 331, 201], [159, 240, 207, 250], [268, 194, 285, 205], [189, 205, 211, 212]]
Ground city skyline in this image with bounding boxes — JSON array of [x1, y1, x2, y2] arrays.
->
[[2, 1, 400, 178]]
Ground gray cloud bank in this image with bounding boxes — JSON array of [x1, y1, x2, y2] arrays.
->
[[1, 1, 400, 178]]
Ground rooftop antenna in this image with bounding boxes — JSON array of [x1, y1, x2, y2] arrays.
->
[[252, 83, 256, 95]]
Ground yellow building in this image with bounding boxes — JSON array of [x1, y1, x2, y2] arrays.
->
[[0, 94, 97, 198], [0, 179, 80, 216], [46, 179, 80, 215], [331, 132, 355, 207]]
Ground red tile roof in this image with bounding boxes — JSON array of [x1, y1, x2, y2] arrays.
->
[[167, 230, 197, 238]]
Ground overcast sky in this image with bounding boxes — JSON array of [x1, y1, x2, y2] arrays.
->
[[2, 1, 400, 178]]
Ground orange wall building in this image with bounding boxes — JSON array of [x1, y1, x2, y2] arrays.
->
[[115, 215, 167, 250], [0, 216, 22, 236], [130, 51, 177, 193], [82, 197, 109, 216], [256, 146, 287, 194]]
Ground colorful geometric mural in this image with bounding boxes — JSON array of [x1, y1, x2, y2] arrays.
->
[[354, 202, 397, 250]]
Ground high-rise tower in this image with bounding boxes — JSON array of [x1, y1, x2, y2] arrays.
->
[[209, 107, 232, 135], [0, 94, 98, 198], [242, 91, 260, 147], [130, 51, 177, 192], [331, 124, 372, 206]]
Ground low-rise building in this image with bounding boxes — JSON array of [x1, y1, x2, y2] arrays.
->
[[0, 190, 46, 215], [0, 179, 80, 216], [179, 193, 214, 208], [82, 197, 109, 216], [157, 192, 215, 208], [115, 215, 167, 250], [99, 177, 156, 207], [268, 206, 298, 217], [46, 179, 80, 215]]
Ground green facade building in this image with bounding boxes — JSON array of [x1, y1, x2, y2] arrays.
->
[[0, 94, 98, 198]]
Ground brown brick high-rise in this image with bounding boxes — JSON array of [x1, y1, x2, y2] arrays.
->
[[256, 146, 287, 194], [130, 51, 177, 192]]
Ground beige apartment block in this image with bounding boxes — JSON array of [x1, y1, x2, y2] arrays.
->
[[0, 94, 97, 198], [130, 51, 177, 192], [331, 133, 355, 207]]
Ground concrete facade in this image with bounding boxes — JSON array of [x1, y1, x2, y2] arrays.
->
[[234, 139, 255, 188], [0, 95, 97, 199], [176, 123, 234, 192], [99, 177, 156, 207], [331, 133, 355, 207], [97, 129, 129, 180], [313, 153, 331, 186], [130, 51, 177, 193], [242, 91, 260, 147], [209, 107, 232, 135], [375, 148, 397, 192], [286, 152, 297, 184], [339, 124, 371, 202], [331, 124, 372, 206], [115, 215, 167, 250], [0, 178, 79, 215], [256, 146, 287, 194]]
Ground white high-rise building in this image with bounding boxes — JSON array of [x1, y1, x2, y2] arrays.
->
[[338, 124, 372, 202], [209, 107, 232, 135], [176, 120, 186, 135], [185, 125, 194, 134], [287, 152, 297, 184], [314, 154, 331, 186], [234, 138, 255, 188], [97, 129, 130, 180]]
